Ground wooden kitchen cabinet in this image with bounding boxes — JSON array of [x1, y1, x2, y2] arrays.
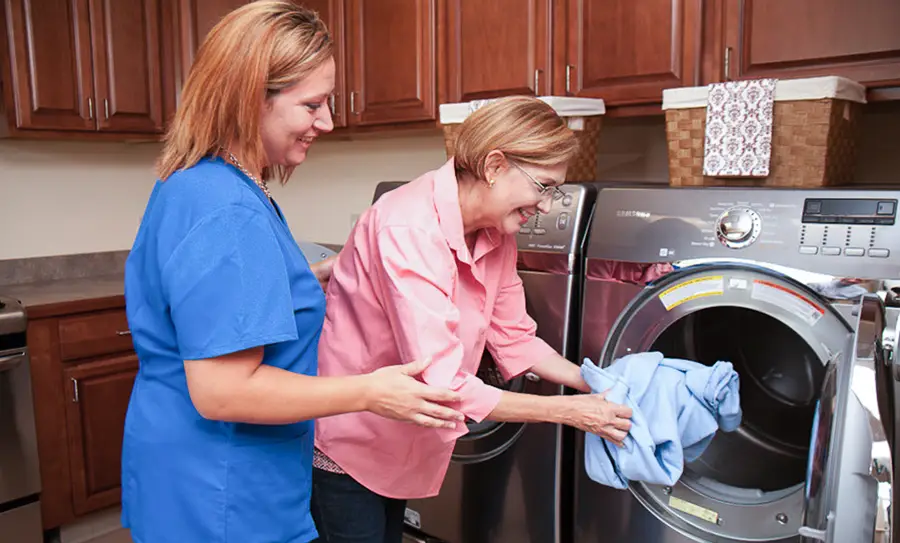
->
[[177, 0, 248, 85], [64, 355, 139, 516], [0, 0, 175, 137], [559, 0, 703, 106], [443, 0, 551, 102], [345, 0, 437, 126], [720, 0, 900, 89]]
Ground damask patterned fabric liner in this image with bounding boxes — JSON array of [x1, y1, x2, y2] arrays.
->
[[703, 78, 778, 177]]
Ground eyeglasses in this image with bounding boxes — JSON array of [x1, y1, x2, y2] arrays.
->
[[510, 162, 566, 202]]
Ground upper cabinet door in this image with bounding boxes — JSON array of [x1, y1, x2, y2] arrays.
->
[[444, 0, 551, 103], [177, 0, 247, 84], [723, 0, 900, 87], [297, 0, 348, 128], [346, 0, 436, 126], [1, 0, 96, 130], [89, 0, 167, 133], [564, 0, 702, 106]]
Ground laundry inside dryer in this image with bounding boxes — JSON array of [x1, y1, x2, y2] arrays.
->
[[650, 306, 826, 494]]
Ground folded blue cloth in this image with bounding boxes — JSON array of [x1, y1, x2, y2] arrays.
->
[[581, 351, 741, 489]]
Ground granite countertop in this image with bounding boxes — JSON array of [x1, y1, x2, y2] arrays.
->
[[2, 274, 126, 319]]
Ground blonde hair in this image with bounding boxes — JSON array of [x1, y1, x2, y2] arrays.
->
[[452, 96, 579, 180], [157, 1, 332, 183]]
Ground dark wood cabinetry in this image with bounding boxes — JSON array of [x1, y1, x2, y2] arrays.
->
[[443, 0, 551, 102], [0, 0, 174, 137], [560, 0, 703, 106], [29, 303, 138, 530], [720, 0, 900, 87]]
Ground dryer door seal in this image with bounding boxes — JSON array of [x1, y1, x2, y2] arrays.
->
[[596, 263, 854, 542]]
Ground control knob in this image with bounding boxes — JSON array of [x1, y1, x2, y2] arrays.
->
[[716, 207, 761, 249]]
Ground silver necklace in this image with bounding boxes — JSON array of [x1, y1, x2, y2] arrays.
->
[[225, 150, 271, 199]]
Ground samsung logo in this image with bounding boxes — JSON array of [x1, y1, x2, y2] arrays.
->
[[616, 210, 651, 219]]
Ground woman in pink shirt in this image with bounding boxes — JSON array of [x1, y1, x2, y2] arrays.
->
[[312, 96, 633, 543]]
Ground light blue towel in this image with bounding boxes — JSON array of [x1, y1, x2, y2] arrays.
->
[[581, 351, 742, 489]]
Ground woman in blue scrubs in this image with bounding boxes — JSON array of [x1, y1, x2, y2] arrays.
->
[[120, 3, 464, 542]]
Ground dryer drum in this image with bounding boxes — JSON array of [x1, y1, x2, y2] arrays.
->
[[651, 306, 824, 492]]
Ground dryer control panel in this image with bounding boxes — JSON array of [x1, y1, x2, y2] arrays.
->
[[517, 183, 596, 255], [587, 187, 900, 279]]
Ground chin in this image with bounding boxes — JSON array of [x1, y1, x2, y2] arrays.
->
[[284, 148, 309, 167]]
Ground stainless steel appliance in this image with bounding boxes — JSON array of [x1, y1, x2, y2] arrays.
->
[[0, 296, 43, 543], [574, 186, 899, 543], [370, 181, 596, 543]]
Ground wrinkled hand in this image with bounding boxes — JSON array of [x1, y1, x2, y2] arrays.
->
[[311, 255, 337, 291], [565, 392, 633, 446], [364, 358, 465, 429]]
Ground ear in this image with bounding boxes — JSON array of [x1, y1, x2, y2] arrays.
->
[[482, 150, 509, 181]]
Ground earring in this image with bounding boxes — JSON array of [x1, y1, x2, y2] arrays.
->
[[487, 179, 495, 188]]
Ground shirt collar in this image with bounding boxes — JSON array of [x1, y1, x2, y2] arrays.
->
[[432, 159, 503, 264]]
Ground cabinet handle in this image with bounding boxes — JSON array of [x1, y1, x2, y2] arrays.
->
[[116, 330, 131, 336], [87, 97, 94, 120], [723, 47, 732, 81], [104, 99, 110, 120], [534, 69, 542, 95], [72, 378, 79, 403], [349, 92, 357, 115], [565, 65, 574, 95], [329, 94, 337, 116]]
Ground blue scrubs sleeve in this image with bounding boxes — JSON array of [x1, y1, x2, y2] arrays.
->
[[161, 204, 298, 360]]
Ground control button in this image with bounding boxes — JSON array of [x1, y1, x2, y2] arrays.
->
[[822, 247, 841, 256], [799, 246, 819, 255], [869, 248, 891, 258], [532, 228, 547, 235], [803, 216, 821, 223], [875, 217, 895, 225], [877, 201, 896, 215], [805, 200, 822, 214], [845, 247, 865, 257], [562, 195, 573, 207], [556, 212, 570, 230], [519, 227, 532, 234], [857, 218, 876, 225]]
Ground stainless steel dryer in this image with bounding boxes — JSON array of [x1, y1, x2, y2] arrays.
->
[[369, 181, 596, 543], [574, 186, 899, 543]]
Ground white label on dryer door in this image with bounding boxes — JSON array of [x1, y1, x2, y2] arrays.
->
[[658, 276, 724, 311], [751, 280, 825, 326], [404, 507, 421, 529]]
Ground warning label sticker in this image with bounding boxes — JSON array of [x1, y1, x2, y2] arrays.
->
[[751, 280, 824, 326], [669, 496, 720, 525], [658, 276, 724, 311]]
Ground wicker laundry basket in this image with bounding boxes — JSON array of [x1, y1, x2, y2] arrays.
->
[[662, 76, 866, 188], [438, 96, 606, 182]]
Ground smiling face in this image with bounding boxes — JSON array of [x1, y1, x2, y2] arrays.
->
[[259, 56, 336, 168], [480, 152, 567, 235]]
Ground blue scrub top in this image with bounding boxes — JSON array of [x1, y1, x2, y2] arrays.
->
[[121, 157, 324, 543]]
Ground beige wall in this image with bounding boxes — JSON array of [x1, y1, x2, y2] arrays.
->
[[1, 104, 898, 260]]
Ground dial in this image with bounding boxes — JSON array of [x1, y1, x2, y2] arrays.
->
[[716, 207, 761, 249]]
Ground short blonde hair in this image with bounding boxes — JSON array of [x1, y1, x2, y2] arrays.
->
[[157, 1, 332, 183], [452, 96, 579, 180]]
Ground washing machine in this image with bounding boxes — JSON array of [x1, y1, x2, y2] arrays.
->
[[574, 186, 899, 543], [370, 181, 597, 543]]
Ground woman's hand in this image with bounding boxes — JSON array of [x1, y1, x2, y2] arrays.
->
[[561, 393, 633, 446], [362, 358, 466, 429], [311, 255, 337, 291]]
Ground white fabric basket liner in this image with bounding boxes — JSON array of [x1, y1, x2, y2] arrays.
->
[[662, 76, 867, 110]]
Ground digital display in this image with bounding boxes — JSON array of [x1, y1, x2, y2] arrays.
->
[[802, 198, 897, 225]]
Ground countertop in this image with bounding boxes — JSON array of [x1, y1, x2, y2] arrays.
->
[[2, 274, 125, 319]]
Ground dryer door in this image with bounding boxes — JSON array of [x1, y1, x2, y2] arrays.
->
[[594, 263, 867, 542]]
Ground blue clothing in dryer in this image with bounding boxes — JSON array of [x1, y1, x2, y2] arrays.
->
[[581, 351, 741, 489], [121, 157, 325, 542]]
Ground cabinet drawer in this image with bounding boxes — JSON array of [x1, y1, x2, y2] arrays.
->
[[58, 310, 133, 361]]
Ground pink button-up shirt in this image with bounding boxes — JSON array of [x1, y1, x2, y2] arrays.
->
[[315, 159, 557, 499]]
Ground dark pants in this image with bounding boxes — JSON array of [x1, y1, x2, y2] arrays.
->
[[311, 468, 407, 543]]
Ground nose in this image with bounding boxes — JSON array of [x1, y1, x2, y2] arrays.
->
[[314, 101, 335, 133], [536, 198, 553, 214]]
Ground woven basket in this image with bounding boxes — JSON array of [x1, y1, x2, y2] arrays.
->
[[663, 77, 865, 188], [439, 97, 606, 182], [442, 116, 603, 182]]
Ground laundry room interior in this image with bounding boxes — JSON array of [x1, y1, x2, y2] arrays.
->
[[1, 2, 900, 543]]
